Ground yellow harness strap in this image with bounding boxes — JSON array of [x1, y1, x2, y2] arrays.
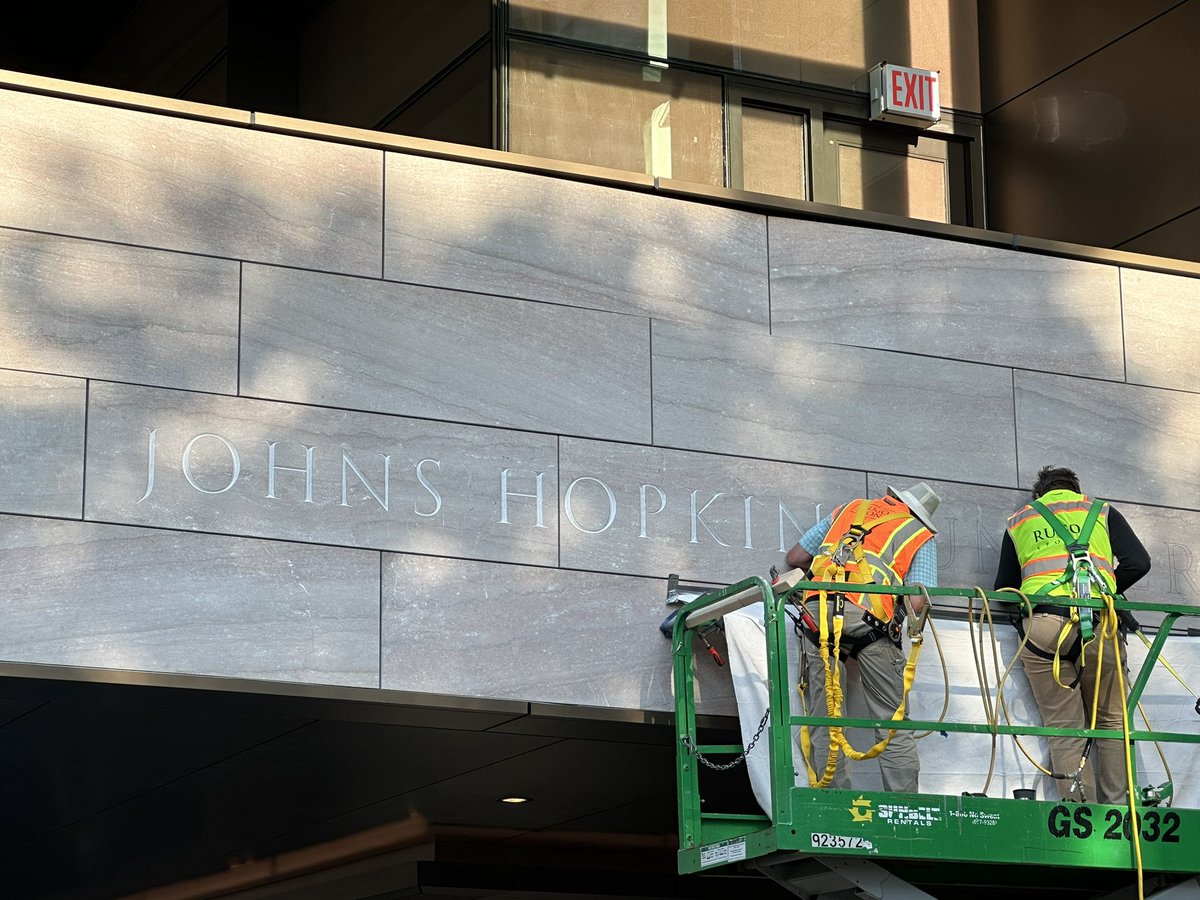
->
[[797, 501, 925, 787], [1051, 604, 1104, 689], [1052, 611, 1078, 689]]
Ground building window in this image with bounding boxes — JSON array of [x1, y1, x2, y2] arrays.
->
[[821, 120, 974, 225], [504, 7, 984, 227], [732, 100, 809, 201], [507, 40, 724, 185]]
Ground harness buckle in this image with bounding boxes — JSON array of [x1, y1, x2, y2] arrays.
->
[[1067, 544, 1094, 601], [904, 598, 930, 641]]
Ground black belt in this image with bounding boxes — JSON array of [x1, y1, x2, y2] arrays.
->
[[798, 603, 901, 660], [1012, 609, 1083, 671]]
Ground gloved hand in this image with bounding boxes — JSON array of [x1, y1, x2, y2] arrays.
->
[[659, 609, 680, 639]]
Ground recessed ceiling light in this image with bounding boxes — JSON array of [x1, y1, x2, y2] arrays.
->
[[498, 796, 530, 804]]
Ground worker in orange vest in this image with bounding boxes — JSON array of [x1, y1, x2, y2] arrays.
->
[[784, 482, 939, 792]]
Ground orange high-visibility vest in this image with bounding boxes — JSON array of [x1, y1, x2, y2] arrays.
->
[[805, 496, 934, 621]]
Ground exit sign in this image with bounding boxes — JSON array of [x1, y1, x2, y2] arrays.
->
[[869, 63, 940, 127]]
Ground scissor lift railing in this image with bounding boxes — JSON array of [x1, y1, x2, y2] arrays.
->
[[671, 577, 1200, 888]]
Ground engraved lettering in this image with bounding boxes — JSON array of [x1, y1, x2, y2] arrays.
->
[[778, 500, 808, 552], [564, 476, 617, 535], [181, 433, 241, 495], [976, 516, 1002, 571], [415, 458, 443, 518], [690, 491, 731, 547], [266, 442, 315, 503], [1166, 543, 1200, 599], [639, 484, 666, 538], [138, 427, 158, 503], [934, 516, 956, 569], [743, 495, 754, 549], [499, 468, 546, 528], [341, 450, 390, 511]]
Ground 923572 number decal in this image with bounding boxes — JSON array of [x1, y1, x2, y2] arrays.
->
[[811, 832, 874, 850]]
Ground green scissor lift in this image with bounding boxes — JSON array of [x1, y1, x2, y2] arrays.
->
[[671, 577, 1200, 898]]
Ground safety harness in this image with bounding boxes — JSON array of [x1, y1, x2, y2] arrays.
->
[[1018, 497, 1110, 687], [1010, 497, 1130, 802], [795, 500, 929, 788]]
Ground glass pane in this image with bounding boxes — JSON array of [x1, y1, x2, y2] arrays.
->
[[837, 144, 948, 223], [509, 1, 980, 112], [510, 0, 650, 56], [508, 41, 724, 186], [740, 104, 806, 200], [380, 42, 492, 148], [299, 0, 491, 129]]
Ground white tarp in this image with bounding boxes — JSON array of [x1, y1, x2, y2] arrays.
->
[[723, 602, 1200, 814]]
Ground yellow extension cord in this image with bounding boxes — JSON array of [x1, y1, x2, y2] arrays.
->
[[979, 588, 1146, 898], [1106, 593, 1145, 900], [969, 588, 1033, 795], [794, 580, 1165, 897], [987, 590, 1172, 793]]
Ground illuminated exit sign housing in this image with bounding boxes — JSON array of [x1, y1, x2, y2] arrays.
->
[[869, 63, 940, 127]]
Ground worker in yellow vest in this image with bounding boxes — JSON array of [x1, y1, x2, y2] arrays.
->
[[784, 482, 939, 792], [994, 465, 1150, 804]]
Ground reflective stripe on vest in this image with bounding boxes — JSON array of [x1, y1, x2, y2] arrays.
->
[[807, 496, 934, 619], [1007, 489, 1116, 597]]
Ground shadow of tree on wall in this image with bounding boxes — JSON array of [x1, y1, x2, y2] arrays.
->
[[1, 4, 1199, 894]]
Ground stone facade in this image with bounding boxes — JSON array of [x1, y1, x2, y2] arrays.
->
[[2, 85, 1198, 715]]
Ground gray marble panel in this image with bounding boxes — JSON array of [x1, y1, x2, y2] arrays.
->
[[1122, 268, 1200, 392], [240, 264, 651, 442], [382, 555, 735, 715], [0, 230, 239, 391], [1015, 371, 1200, 510], [84, 382, 559, 565], [0, 370, 85, 518], [865, 474, 1027, 602], [1114, 502, 1200, 610], [652, 322, 1018, 487], [865, 475, 1200, 627], [0, 89, 381, 276], [384, 153, 769, 330], [559, 438, 864, 583], [859, 476, 1200, 623], [0, 516, 378, 686], [769, 219, 1124, 379]]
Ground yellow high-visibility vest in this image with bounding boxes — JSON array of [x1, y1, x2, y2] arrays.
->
[[1007, 489, 1116, 596]]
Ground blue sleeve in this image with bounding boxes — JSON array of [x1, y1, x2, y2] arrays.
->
[[905, 540, 938, 587], [800, 514, 833, 554]]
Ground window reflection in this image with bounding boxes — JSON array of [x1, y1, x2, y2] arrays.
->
[[740, 104, 807, 200], [508, 0, 980, 112], [838, 145, 948, 223], [508, 41, 724, 186], [507, 2, 981, 224]]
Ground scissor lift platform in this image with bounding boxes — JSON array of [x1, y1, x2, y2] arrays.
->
[[671, 577, 1200, 898]]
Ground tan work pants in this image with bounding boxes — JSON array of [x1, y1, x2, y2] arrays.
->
[[1020, 611, 1130, 805], [799, 610, 919, 793]]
